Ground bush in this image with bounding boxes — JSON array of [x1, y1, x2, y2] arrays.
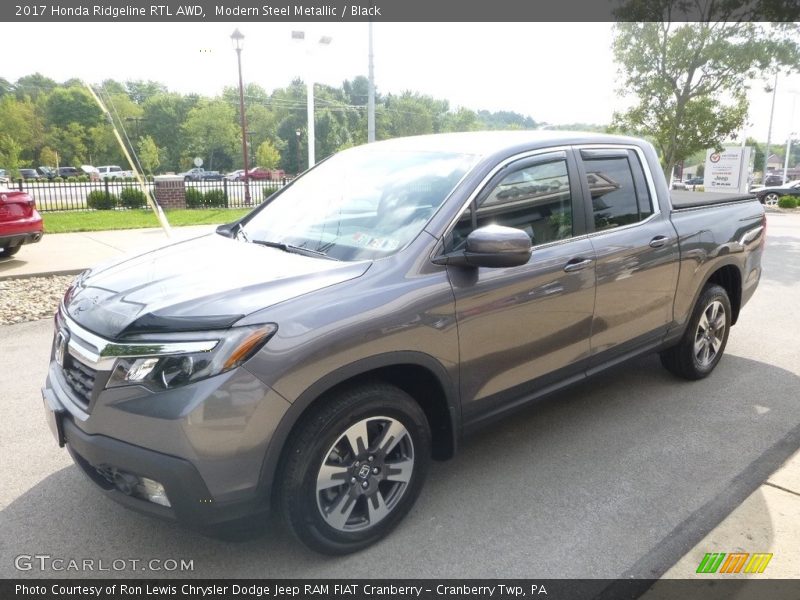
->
[[203, 189, 226, 208], [77, 175, 89, 182], [777, 196, 797, 209], [86, 190, 118, 210], [119, 187, 147, 209], [185, 187, 205, 208], [53, 177, 63, 182]]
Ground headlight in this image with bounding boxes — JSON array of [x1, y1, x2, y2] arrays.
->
[[106, 324, 276, 391]]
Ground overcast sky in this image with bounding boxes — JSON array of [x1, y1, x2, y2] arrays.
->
[[2, 22, 799, 143]]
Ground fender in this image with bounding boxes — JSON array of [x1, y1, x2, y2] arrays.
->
[[254, 351, 460, 503]]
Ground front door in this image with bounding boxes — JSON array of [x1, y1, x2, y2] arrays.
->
[[443, 150, 597, 426]]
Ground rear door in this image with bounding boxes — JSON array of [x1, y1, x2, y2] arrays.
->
[[442, 149, 597, 424], [576, 146, 679, 367]]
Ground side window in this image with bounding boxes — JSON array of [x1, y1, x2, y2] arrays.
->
[[451, 158, 573, 250], [583, 152, 653, 230]]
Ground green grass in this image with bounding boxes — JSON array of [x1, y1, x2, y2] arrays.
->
[[43, 208, 252, 234]]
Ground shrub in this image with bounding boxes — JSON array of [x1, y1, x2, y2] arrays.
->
[[86, 190, 118, 210], [203, 189, 226, 207], [777, 196, 797, 209], [185, 187, 205, 208], [66, 177, 77, 183], [53, 177, 63, 182], [119, 187, 147, 209]]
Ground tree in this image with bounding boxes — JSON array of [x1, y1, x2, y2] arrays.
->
[[612, 15, 800, 180], [182, 100, 239, 171], [138, 136, 161, 174], [46, 86, 103, 129], [142, 92, 198, 171], [255, 139, 281, 169], [39, 146, 58, 167], [0, 134, 23, 177]]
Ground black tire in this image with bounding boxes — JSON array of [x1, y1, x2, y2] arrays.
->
[[660, 284, 732, 380], [277, 382, 431, 555], [0, 245, 21, 258]]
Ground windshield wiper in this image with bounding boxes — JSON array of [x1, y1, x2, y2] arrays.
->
[[251, 239, 339, 261]]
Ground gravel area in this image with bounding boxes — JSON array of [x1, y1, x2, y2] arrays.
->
[[0, 275, 75, 325]]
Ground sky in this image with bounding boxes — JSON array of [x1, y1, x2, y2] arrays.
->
[[1, 22, 799, 144]]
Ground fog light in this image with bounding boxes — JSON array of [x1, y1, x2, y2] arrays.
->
[[135, 477, 171, 507]]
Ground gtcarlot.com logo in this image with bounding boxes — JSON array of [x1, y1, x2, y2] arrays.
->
[[14, 554, 194, 572], [696, 552, 773, 574]]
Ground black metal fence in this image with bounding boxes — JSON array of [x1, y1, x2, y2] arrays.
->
[[12, 177, 288, 212]]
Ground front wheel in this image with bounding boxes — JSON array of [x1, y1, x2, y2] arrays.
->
[[763, 192, 780, 206], [660, 284, 732, 380], [278, 382, 431, 554]]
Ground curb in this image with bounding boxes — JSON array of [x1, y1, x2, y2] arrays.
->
[[0, 268, 85, 282]]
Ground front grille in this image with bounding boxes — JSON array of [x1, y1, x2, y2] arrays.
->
[[61, 353, 96, 408]]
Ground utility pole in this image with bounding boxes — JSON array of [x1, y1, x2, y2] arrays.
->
[[764, 71, 778, 182], [231, 29, 251, 205], [367, 20, 376, 143]]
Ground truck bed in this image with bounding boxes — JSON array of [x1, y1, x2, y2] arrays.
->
[[670, 190, 756, 210]]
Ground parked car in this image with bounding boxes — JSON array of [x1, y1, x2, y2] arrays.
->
[[56, 166, 81, 179], [753, 179, 800, 206], [19, 168, 41, 180], [97, 165, 134, 179], [684, 176, 704, 186], [226, 169, 245, 181], [38, 166, 57, 179], [42, 132, 765, 554], [80, 165, 101, 181], [181, 167, 223, 181], [244, 167, 286, 181], [0, 187, 43, 258], [0, 169, 8, 185], [763, 174, 784, 187]]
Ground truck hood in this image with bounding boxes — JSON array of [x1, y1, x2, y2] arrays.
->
[[65, 234, 370, 339]]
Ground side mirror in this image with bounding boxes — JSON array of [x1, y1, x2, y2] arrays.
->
[[216, 222, 238, 238], [434, 224, 532, 268]]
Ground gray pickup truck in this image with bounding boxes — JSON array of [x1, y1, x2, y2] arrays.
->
[[42, 132, 765, 554]]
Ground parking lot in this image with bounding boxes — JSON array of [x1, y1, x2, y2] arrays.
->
[[1, 212, 798, 580]]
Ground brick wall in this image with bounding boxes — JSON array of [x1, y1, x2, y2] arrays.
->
[[154, 176, 186, 209]]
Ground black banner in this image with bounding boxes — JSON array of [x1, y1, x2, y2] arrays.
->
[[4, 579, 800, 600], [2, 0, 799, 22]]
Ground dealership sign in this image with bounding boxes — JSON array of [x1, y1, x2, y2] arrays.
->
[[704, 147, 753, 193]]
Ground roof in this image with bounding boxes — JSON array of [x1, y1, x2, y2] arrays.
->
[[359, 130, 648, 157]]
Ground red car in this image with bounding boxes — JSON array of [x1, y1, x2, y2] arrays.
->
[[0, 188, 43, 258], [242, 167, 285, 181]]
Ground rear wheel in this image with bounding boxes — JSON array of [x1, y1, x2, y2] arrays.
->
[[278, 382, 431, 554], [660, 284, 731, 380], [0, 245, 21, 258]]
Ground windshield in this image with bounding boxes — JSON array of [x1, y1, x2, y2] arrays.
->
[[242, 146, 478, 261]]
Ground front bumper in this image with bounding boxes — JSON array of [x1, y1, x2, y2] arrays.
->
[[42, 346, 291, 530], [61, 416, 268, 528]]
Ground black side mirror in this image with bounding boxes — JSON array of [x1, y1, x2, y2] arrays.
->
[[216, 222, 238, 238], [434, 224, 532, 268]]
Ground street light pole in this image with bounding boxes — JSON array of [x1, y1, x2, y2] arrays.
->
[[293, 30, 332, 169], [764, 71, 778, 182], [367, 20, 375, 143], [231, 28, 251, 205], [783, 93, 797, 184], [295, 129, 302, 175]]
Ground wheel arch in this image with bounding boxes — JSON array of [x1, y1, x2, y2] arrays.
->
[[257, 352, 460, 505], [705, 263, 743, 325]]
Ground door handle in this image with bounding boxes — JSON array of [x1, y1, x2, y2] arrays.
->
[[563, 258, 594, 272], [649, 235, 668, 248]]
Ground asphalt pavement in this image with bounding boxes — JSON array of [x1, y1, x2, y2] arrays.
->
[[0, 213, 799, 582]]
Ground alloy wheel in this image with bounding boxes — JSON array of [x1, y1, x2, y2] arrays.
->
[[316, 416, 414, 532], [694, 300, 726, 368]]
